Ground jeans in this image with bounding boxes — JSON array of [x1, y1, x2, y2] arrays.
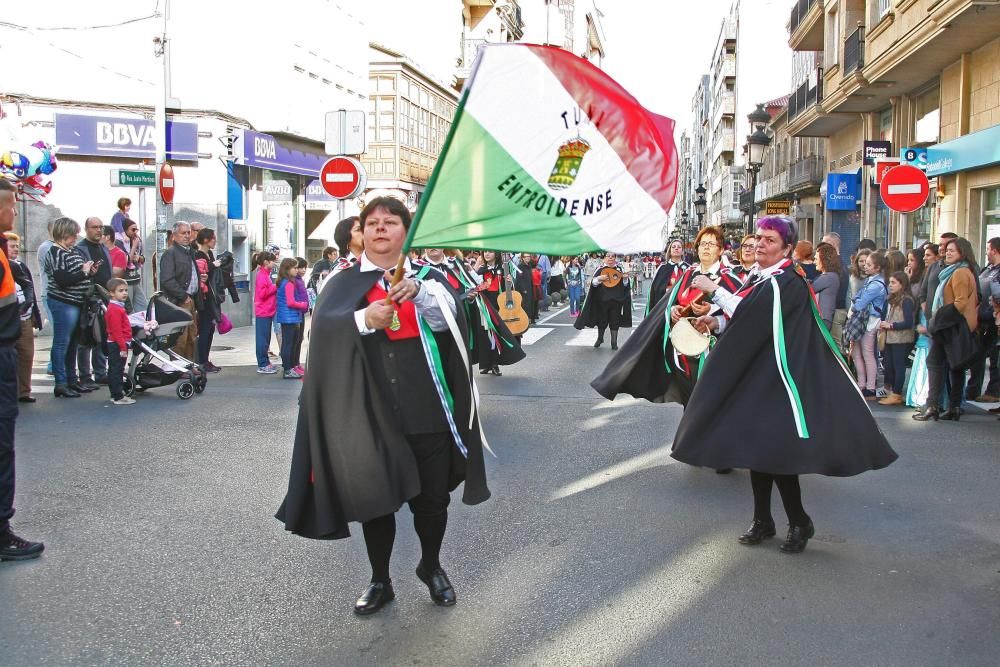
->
[[128, 281, 148, 315], [105, 343, 125, 400], [41, 295, 53, 373], [568, 284, 583, 313], [280, 323, 298, 371], [851, 329, 878, 391], [883, 342, 913, 395], [77, 344, 108, 382], [255, 316, 273, 368], [540, 275, 550, 310], [47, 298, 81, 386], [0, 346, 17, 532], [196, 309, 216, 365]]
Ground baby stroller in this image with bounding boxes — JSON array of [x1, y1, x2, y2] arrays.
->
[[122, 292, 207, 400]]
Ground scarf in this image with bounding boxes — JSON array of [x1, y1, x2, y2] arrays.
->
[[931, 261, 968, 314]]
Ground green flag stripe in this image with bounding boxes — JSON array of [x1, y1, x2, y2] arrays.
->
[[411, 111, 601, 254]]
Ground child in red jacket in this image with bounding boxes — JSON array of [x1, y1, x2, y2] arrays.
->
[[104, 279, 134, 405]]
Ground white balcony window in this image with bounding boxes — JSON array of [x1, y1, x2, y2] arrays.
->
[[878, 0, 891, 20]]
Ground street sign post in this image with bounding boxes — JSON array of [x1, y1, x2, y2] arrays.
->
[[158, 162, 175, 204], [320, 156, 367, 200], [880, 165, 930, 213], [325, 110, 367, 156], [110, 169, 156, 187]]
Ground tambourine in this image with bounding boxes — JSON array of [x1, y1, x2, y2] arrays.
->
[[597, 266, 623, 287], [669, 317, 713, 357]]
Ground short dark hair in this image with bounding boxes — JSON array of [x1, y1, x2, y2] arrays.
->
[[322, 246, 336, 259], [360, 196, 411, 230], [295, 256, 307, 268], [123, 218, 137, 233], [988, 237, 1000, 253], [940, 231, 958, 241], [333, 216, 360, 256], [106, 277, 127, 292], [195, 228, 216, 246], [857, 238, 877, 251], [117, 197, 131, 211], [102, 225, 115, 240]]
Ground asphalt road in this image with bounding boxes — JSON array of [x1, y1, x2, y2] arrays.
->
[[3, 301, 999, 666]]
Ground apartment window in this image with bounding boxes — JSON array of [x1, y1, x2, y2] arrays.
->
[[826, 10, 840, 66], [878, 0, 891, 20], [879, 108, 893, 144], [914, 85, 940, 144]]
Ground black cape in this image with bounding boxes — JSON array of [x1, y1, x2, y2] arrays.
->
[[646, 262, 685, 314], [275, 263, 491, 540], [591, 266, 741, 405], [670, 265, 898, 477], [574, 266, 633, 330]]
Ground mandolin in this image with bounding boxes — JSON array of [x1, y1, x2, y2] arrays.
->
[[499, 256, 530, 335], [596, 266, 623, 287]]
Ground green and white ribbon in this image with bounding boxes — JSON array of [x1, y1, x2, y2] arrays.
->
[[770, 277, 809, 439]]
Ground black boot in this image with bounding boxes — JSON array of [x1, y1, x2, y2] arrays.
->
[[912, 406, 940, 421], [939, 407, 961, 421], [594, 328, 605, 348], [610, 329, 619, 351], [54, 384, 81, 398]]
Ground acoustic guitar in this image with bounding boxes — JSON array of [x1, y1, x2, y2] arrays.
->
[[498, 258, 530, 335]]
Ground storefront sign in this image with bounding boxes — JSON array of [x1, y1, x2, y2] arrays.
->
[[926, 125, 1000, 177], [863, 140, 891, 166], [826, 173, 858, 211], [55, 113, 198, 160], [305, 179, 337, 210], [262, 181, 293, 202], [901, 147, 928, 170], [110, 169, 156, 187], [236, 129, 329, 177], [764, 200, 791, 216]]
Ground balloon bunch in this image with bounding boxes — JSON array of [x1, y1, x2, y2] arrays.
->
[[0, 141, 58, 200]]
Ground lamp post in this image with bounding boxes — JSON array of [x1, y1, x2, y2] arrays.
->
[[745, 103, 772, 234], [679, 211, 689, 247], [694, 183, 707, 226]]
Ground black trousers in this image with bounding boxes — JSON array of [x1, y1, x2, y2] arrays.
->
[[104, 343, 125, 400], [750, 470, 810, 527], [362, 432, 452, 583], [0, 346, 18, 532], [596, 299, 622, 334], [883, 342, 913, 394], [196, 309, 215, 365], [967, 324, 999, 398], [926, 338, 966, 410]]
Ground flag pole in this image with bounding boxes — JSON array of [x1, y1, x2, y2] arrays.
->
[[386, 46, 487, 292]]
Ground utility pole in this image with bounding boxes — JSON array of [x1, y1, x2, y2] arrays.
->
[[153, 0, 172, 288]]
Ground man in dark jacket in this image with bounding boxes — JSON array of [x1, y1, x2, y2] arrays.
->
[[159, 221, 199, 360], [0, 180, 44, 560], [75, 217, 112, 386]]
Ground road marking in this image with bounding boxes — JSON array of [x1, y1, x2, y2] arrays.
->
[[887, 183, 922, 195], [566, 330, 600, 346], [537, 305, 570, 324], [519, 327, 553, 345]]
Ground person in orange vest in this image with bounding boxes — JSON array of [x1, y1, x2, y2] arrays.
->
[[0, 179, 44, 560]]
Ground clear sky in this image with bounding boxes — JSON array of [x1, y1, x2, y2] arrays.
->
[[600, 0, 794, 148]]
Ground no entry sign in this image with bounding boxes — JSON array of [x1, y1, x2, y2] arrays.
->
[[320, 156, 367, 200], [158, 162, 175, 204], [879, 164, 929, 213]]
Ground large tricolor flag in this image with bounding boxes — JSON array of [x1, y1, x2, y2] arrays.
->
[[408, 44, 678, 255]]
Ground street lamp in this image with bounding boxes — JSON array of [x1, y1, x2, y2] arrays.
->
[[694, 183, 707, 225], [679, 211, 690, 246], [744, 103, 772, 234]]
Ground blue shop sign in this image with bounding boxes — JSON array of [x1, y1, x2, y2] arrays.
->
[[55, 113, 199, 160], [926, 124, 1000, 177], [826, 172, 858, 210], [237, 130, 329, 177]]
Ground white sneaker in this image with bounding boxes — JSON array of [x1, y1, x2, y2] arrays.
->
[[257, 365, 278, 374], [112, 397, 136, 405]]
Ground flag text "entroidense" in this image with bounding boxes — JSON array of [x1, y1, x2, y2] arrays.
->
[[497, 174, 612, 218]]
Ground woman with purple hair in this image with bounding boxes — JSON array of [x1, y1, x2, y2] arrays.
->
[[669, 216, 897, 554]]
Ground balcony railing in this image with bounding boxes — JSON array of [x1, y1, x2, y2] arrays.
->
[[787, 69, 824, 121], [788, 155, 824, 189], [789, 0, 817, 35], [844, 25, 865, 75]]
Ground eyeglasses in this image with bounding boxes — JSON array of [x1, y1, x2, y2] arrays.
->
[[741, 244, 756, 250], [698, 242, 720, 249]]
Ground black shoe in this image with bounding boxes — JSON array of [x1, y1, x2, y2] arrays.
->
[[715, 468, 733, 474], [18, 396, 36, 403], [95, 376, 110, 385], [54, 385, 81, 398], [610, 331, 619, 350], [939, 408, 961, 422], [480, 368, 492, 375], [779, 521, 815, 554], [353, 581, 395, 616], [416, 563, 457, 606], [204, 363, 222, 373], [594, 337, 604, 348], [68, 383, 92, 393], [988, 406, 1000, 414], [491, 366, 502, 376], [912, 406, 939, 421], [0, 529, 45, 561], [737, 519, 776, 545]]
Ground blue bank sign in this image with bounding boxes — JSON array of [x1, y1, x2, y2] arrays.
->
[[927, 124, 1000, 177], [55, 113, 199, 160], [236, 130, 329, 177], [826, 173, 858, 210]]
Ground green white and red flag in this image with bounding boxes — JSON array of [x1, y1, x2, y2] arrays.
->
[[408, 44, 678, 255]]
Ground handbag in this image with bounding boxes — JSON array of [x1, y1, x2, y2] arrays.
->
[[669, 317, 712, 357], [842, 306, 869, 345], [217, 313, 233, 335]]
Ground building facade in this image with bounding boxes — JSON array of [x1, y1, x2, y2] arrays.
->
[[785, 0, 1000, 261]]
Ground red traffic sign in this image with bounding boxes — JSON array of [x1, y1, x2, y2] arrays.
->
[[880, 164, 929, 213], [320, 156, 367, 200], [158, 163, 175, 204]]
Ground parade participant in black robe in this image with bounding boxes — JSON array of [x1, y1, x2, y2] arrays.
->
[[672, 216, 897, 554], [513, 253, 537, 324], [591, 227, 740, 406], [574, 252, 632, 350], [729, 234, 757, 279], [646, 238, 688, 314], [276, 197, 490, 615]]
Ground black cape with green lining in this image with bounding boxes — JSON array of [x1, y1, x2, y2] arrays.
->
[[670, 264, 898, 477], [275, 263, 490, 540]]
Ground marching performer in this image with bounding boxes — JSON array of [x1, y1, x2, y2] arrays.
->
[[276, 197, 490, 614], [592, 226, 740, 406], [318, 216, 363, 293], [673, 216, 897, 553], [646, 238, 688, 313], [574, 252, 632, 350]]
